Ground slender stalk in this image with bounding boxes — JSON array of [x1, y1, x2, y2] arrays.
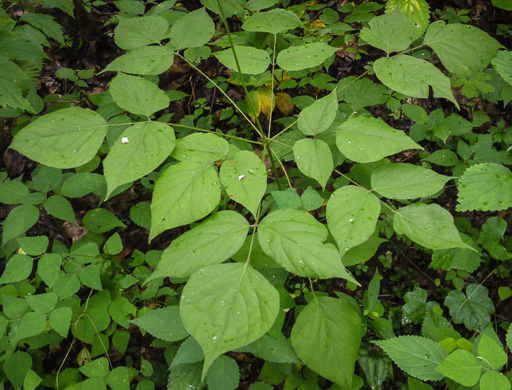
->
[[266, 144, 282, 190]]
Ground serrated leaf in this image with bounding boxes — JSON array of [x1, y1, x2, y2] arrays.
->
[[424, 21, 503, 76], [293, 139, 333, 190], [10, 107, 107, 169], [297, 89, 338, 136], [336, 116, 422, 163], [242, 8, 302, 34], [168, 7, 215, 50], [436, 349, 481, 386], [423, 149, 459, 167], [180, 263, 280, 378], [20, 13, 64, 44], [277, 43, 338, 71], [103, 46, 175, 75], [44, 195, 77, 224], [444, 284, 494, 331], [130, 201, 151, 229], [0, 254, 33, 283], [104, 122, 175, 198], [206, 355, 239, 390], [385, 0, 430, 38], [327, 186, 380, 253], [83, 208, 126, 233], [258, 209, 356, 281], [168, 363, 204, 390], [492, 50, 512, 86], [132, 306, 189, 342], [114, 15, 169, 50], [150, 161, 221, 239], [374, 55, 458, 108], [360, 8, 415, 54], [148, 211, 249, 279], [172, 133, 229, 163], [109, 73, 170, 117], [456, 163, 512, 211], [2, 204, 39, 245], [371, 163, 452, 200], [220, 151, 267, 216], [375, 336, 448, 381], [394, 203, 472, 250], [291, 297, 362, 388], [214, 46, 270, 75]]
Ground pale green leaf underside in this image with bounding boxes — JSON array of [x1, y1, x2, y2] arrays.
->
[[104, 122, 176, 198], [114, 15, 169, 50], [102, 46, 175, 75], [109, 73, 170, 117], [215, 46, 270, 75], [277, 43, 338, 71], [297, 88, 338, 136], [291, 297, 362, 388], [150, 161, 221, 239], [394, 204, 472, 250], [242, 8, 302, 35], [375, 336, 448, 381], [172, 133, 230, 163], [167, 7, 215, 50], [10, 107, 107, 169], [293, 138, 333, 190], [149, 211, 250, 279], [220, 150, 267, 216], [326, 186, 380, 252], [456, 163, 512, 212], [336, 115, 422, 163], [180, 263, 280, 378], [492, 50, 512, 86], [385, 0, 430, 38], [371, 163, 453, 200], [424, 20, 503, 76], [258, 209, 355, 281], [360, 8, 415, 54], [435, 349, 481, 386], [374, 55, 458, 108]]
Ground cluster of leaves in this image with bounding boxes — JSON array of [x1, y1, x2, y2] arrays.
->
[[1, 0, 512, 389]]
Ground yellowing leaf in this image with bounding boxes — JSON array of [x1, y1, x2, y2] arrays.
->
[[275, 92, 294, 116], [246, 87, 275, 121], [310, 19, 326, 28]]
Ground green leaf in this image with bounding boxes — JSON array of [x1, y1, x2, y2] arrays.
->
[[109, 73, 170, 117], [61, 173, 106, 198], [360, 8, 415, 54], [456, 163, 512, 212], [258, 209, 356, 281], [151, 161, 221, 238], [206, 355, 239, 390], [148, 211, 249, 279], [480, 371, 511, 390], [132, 306, 189, 342], [371, 163, 452, 200], [214, 46, 270, 75], [168, 363, 204, 390], [478, 334, 507, 369], [129, 201, 151, 229], [326, 186, 380, 253], [172, 133, 229, 163], [80, 358, 110, 378], [374, 56, 458, 108], [13, 311, 47, 342], [26, 292, 58, 314], [394, 203, 472, 250], [337, 77, 387, 112], [375, 336, 448, 381], [10, 107, 107, 169], [23, 369, 42, 390], [407, 377, 433, 390], [293, 139, 333, 190], [107, 366, 132, 390], [301, 187, 324, 211], [4, 351, 32, 390], [17, 236, 48, 256], [54, 274, 81, 299], [168, 8, 215, 50], [180, 263, 279, 378], [0, 254, 33, 283], [402, 287, 428, 324], [80, 265, 102, 290], [172, 337, 204, 367], [2, 205, 39, 245], [291, 297, 362, 388], [423, 149, 459, 167], [37, 253, 62, 287], [423, 21, 503, 76], [242, 9, 302, 34], [444, 284, 494, 331], [0, 180, 29, 204], [492, 50, 512, 86], [104, 122, 175, 197], [220, 150, 267, 216], [105, 233, 123, 255], [114, 15, 169, 50], [436, 349, 481, 386], [336, 116, 421, 163], [271, 188, 301, 209], [250, 334, 299, 363], [277, 43, 338, 71], [297, 89, 338, 136], [103, 46, 175, 75], [385, 0, 430, 38], [20, 13, 64, 44], [83, 208, 126, 233], [44, 195, 77, 224]]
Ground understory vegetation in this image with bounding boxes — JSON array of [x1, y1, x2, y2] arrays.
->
[[1, 0, 512, 389]]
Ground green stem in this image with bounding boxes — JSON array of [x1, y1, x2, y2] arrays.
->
[[266, 144, 282, 190], [172, 123, 264, 145]]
